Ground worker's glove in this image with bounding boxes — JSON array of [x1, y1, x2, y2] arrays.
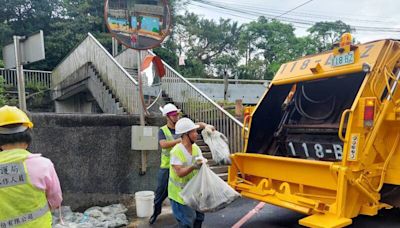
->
[[193, 157, 208, 169], [192, 162, 202, 170]]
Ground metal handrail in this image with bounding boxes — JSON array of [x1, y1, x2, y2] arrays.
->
[[145, 50, 245, 153], [0, 68, 52, 88], [52, 33, 140, 114], [187, 78, 270, 84]]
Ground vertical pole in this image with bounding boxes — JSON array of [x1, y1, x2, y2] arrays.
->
[[224, 69, 228, 101], [138, 50, 147, 175], [112, 37, 115, 56], [14, 36, 27, 111], [112, 37, 119, 56]]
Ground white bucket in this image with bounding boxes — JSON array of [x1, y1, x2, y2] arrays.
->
[[135, 191, 155, 217]]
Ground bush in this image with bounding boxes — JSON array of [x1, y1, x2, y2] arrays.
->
[[0, 77, 6, 106]]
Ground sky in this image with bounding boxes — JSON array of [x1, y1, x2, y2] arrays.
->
[[180, 0, 400, 43]]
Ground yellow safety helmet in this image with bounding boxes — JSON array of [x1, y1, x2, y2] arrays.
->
[[0, 106, 33, 129]]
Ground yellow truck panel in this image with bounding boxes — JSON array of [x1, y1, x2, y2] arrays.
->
[[273, 41, 386, 85], [230, 37, 400, 227]]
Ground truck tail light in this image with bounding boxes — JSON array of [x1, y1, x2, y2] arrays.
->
[[364, 98, 375, 127]]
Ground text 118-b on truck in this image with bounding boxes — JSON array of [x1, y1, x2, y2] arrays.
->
[[229, 33, 400, 227]]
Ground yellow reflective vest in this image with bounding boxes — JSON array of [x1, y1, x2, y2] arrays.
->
[[168, 144, 201, 204], [0, 149, 52, 228], [160, 125, 174, 169]]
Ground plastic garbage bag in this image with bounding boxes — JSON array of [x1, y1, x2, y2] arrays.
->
[[201, 126, 231, 165], [180, 165, 240, 212]]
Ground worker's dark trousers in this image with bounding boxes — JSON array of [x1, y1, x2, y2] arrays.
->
[[153, 168, 169, 215], [170, 199, 205, 228]]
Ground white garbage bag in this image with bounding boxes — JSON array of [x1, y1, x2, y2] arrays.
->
[[180, 165, 240, 212], [201, 126, 231, 165]]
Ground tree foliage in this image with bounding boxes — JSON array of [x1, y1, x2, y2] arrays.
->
[[0, 77, 6, 106], [0, 0, 353, 81], [307, 20, 353, 51]]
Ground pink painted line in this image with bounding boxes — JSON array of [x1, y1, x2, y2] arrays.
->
[[232, 202, 266, 228]]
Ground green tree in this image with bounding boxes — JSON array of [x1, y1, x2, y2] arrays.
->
[[307, 20, 354, 51], [237, 59, 266, 80], [33, 0, 110, 70], [172, 12, 242, 77], [214, 54, 240, 79], [0, 77, 6, 106], [0, 0, 63, 58], [0, 0, 111, 70], [237, 17, 300, 79]]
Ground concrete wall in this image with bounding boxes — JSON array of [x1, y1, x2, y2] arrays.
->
[[54, 93, 94, 114], [28, 113, 165, 210]]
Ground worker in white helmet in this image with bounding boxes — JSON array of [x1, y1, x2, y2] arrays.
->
[[168, 117, 208, 228], [150, 104, 212, 224]]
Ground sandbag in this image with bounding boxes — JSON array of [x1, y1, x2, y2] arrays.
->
[[201, 126, 231, 165], [180, 165, 240, 212]]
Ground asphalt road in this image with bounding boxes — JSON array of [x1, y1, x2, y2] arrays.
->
[[131, 198, 400, 227], [203, 198, 400, 228]]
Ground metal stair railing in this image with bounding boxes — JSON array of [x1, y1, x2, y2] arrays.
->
[[142, 51, 245, 153], [0, 68, 52, 88], [52, 33, 140, 114]]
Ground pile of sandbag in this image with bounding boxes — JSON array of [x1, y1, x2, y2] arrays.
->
[[52, 204, 128, 228]]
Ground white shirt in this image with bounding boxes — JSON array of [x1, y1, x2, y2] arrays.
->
[[170, 143, 203, 166]]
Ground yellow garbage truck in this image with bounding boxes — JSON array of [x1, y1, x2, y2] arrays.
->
[[229, 34, 400, 227]]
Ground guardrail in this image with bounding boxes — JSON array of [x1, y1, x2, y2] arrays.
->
[[0, 68, 52, 88], [52, 33, 140, 114], [187, 77, 270, 85]]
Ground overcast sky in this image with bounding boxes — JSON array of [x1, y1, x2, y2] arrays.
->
[[180, 0, 400, 43]]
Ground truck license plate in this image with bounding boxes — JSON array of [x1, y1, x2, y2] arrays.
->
[[332, 51, 354, 67], [287, 142, 343, 160]]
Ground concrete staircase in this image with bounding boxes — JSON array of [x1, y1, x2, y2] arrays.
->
[[88, 64, 127, 114], [197, 137, 229, 181], [52, 63, 127, 114]]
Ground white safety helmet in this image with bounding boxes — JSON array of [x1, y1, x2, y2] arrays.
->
[[175, 118, 200, 135], [159, 103, 180, 116]]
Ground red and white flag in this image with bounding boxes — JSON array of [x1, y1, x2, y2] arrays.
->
[[141, 55, 165, 86]]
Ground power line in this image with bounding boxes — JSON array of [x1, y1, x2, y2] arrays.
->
[[274, 0, 314, 19], [193, 0, 397, 23], [217, 2, 396, 24], [190, 0, 400, 33]]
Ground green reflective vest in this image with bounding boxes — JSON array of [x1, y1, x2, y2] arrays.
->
[[0, 149, 52, 227], [160, 125, 175, 169], [168, 144, 201, 204]]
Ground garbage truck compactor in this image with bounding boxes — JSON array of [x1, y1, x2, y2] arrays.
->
[[228, 35, 400, 227]]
